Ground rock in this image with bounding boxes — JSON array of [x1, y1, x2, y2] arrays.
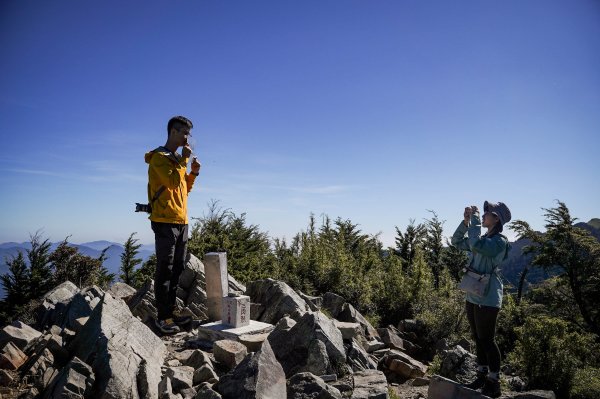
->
[[335, 321, 361, 340], [216, 339, 286, 399], [160, 375, 173, 397], [195, 386, 223, 399], [268, 311, 346, 377], [167, 366, 195, 393], [193, 364, 219, 385], [410, 377, 430, 386], [384, 350, 427, 379], [346, 339, 377, 372], [322, 292, 346, 318], [0, 342, 28, 370], [69, 292, 167, 399], [107, 282, 137, 299], [238, 333, 269, 352], [168, 359, 182, 367], [128, 279, 158, 323], [24, 348, 56, 391], [505, 391, 556, 399], [0, 321, 42, 350], [365, 340, 386, 353], [183, 350, 213, 369], [397, 319, 423, 334], [456, 338, 471, 352], [245, 279, 310, 324], [337, 304, 379, 340], [72, 317, 89, 332], [351, 370, 388, 399], [40, 281, 80, 308], [0, 368, 13, 385], [438, 345, 477, 383], [427, 374, 483, 399], [287, 372, 343, 399], [19, 387, 40, 399], [43, 357, 94, 398], [180, 387, 198, 399], [298, 292, 323, 311], [506, 376, 527, 392], [377, 328, 406, 351], [213, 340, 248, 370]]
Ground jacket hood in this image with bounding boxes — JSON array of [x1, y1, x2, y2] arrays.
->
[[145, 147, 173, 164]]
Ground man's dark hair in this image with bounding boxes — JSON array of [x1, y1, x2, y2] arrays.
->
[[167, 116, 193, 136]]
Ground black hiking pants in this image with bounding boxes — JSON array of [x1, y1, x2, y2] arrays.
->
[[465, 301, 501, 373], [152, 221, 188, 321]]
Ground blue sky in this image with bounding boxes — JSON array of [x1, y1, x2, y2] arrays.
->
[[1, 1, 599, 247]]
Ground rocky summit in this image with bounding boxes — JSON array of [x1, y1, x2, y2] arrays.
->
[[0, 253, 556, 399]]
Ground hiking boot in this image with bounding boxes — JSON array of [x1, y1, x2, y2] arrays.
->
[[464, 370, 488, 390], [155, 318, 180, 334], [172, 311, 192, 326], [481, 377, 501, 398]]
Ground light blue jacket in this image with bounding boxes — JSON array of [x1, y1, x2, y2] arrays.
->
[[451, 213, 510, 308]]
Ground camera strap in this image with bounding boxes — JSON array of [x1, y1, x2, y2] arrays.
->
[[151, 185, 166, 204]]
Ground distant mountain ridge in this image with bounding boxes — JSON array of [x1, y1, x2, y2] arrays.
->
[[0, 241, 154, 299], [501, 218, 600, 289]]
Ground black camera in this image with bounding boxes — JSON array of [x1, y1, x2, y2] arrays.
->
[[135, 203, 152, 213]]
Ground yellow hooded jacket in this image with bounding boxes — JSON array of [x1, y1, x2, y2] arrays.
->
[[145, 147, 197, 224]]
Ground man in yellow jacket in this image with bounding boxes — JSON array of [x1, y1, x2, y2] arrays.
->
[[145, 115, 201, 334]]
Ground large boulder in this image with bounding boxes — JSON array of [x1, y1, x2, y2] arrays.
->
[[337, 304, 379, 340], [287, 372, 342, 399], [245, 279, 311, 324], [0, 341, 28, 370], [268, 311, 346, 377], [346, 339, 377, 372], [35, 281, 80, 329], [69, 292, 167, 398], [383, 350, 427, 380], [216, 339, 286, 399], [438, 345, 477, 384], [322, 292, 346, 319], [0, 321, 42, 350]]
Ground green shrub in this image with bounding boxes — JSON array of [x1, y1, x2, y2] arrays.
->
[[508, 316, 598, 397], [571, 367, 600, 399]]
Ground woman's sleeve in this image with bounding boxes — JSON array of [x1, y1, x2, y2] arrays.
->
[[451, 221, 471, 251], [468, 214, 506, 257]]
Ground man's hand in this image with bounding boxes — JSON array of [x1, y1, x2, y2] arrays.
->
[[182, 145, 192, 159], [191, 157, 201, 174], [471, 205, 479, 214]]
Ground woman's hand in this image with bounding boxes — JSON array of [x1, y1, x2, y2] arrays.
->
[[464, 207, 472, 226]]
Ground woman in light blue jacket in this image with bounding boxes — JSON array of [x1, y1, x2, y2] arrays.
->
[[451, 201, 511, 398]]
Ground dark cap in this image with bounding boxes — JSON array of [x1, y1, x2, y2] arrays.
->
[[484, 201, 511, 226]]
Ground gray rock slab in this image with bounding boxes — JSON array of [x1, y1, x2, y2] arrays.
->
[[346, 339, 378, 372], [351, 370, 389, 399], [0, 321, 42, 350], [298, 292, 323, 311], [216, 339, 286, 399], [428, 375, 485, 399], [197, 320, 274, 342], [127, 279, 158, 323], [107, 282, 137, 299], [245, 279, 310, 324], [167, 366, 195, 393], [335, 321, 361, 340], [287, 372, 342, 399], [69, 292, 167, 399]]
